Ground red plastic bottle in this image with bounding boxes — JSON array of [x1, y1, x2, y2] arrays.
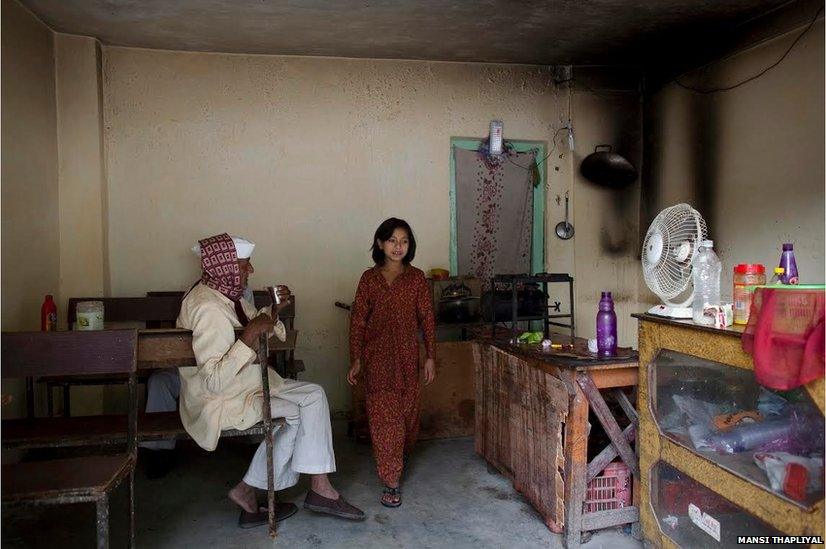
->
[[41, 294, 57, 331]]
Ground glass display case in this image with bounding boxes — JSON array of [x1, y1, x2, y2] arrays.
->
[[651, 349, 824, 508], [651, 461, 797, 548], [635, 314, 824, 549]]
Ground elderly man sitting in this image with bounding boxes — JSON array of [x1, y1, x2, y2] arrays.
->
[[149, 233, 364, 527]]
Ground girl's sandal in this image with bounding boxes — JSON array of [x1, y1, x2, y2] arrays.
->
[[381, 485, 402, 508]]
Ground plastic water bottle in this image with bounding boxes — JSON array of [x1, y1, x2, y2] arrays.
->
[[596, 291, 617, 357], [778, 243, 799, 284], [692, 240, 721, 325]]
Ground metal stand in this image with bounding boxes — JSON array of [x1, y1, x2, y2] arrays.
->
[[490, 273, 575, 339]]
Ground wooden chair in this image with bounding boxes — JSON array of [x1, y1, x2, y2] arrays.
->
[[2, 330, 139, 548], [40, 296, 182, 417]]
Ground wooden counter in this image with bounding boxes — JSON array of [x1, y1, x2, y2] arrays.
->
[[474, 337, 640, 548]]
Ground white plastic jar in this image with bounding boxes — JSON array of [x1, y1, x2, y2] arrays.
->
[[76, 301, 104, 330]]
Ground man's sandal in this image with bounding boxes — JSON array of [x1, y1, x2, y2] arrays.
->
[[238, 503, 298, 529], [381, 485, 402, 508], [303, 490, 366, 520]]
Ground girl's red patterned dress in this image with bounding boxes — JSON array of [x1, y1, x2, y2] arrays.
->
[[349, 266, 436, 486]]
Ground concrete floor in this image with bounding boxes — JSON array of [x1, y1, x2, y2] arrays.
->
[[4, 427, 642, 548]]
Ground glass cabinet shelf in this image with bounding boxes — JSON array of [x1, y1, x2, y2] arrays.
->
[[650, 350, 824, 509], [652, 461, 802, 548]]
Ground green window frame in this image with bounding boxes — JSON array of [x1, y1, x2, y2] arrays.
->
[[449, 137, 546, 276]]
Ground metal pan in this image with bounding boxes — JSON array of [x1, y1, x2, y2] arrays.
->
[[580, 145, 637, 188]]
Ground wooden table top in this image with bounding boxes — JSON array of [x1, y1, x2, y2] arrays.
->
[[136, 328, 297, 370], [480, 335, 638, 371]]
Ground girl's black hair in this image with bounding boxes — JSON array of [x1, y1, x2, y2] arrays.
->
[[371, 217, 416, 265]]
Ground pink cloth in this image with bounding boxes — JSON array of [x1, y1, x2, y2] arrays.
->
[[198, 233, 244, 302], [742, 288, 825, 390]]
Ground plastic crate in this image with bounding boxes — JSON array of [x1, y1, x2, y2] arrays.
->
[[585, 461, 631, 513]]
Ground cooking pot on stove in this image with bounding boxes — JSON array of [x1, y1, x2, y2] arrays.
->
[[481, 282, 547, 322], [438, 296, 479, 323], [438, 281, 479, 323], [441, 281, 471, 300]]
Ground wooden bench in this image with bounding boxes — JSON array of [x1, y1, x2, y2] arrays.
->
[[40, 296, 182, 417], [2, 330, 139, 548], [5, 328, 287, 538], [148, 290, 304, 378], [3, 411, 280, 450], [9, 329, 287, 450]]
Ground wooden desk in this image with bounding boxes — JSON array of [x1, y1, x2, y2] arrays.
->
[[473, 337, 639, 548], [42, 328, 298, 415], [136, 328, 297, 371]]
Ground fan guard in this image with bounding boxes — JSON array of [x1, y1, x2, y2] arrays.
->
[[642, 203, 708, 307]]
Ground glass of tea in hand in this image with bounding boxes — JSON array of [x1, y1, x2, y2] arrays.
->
[[268, 285, 291, 306]]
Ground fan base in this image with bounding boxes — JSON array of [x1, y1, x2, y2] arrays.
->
[[647, 304, 693, 319]]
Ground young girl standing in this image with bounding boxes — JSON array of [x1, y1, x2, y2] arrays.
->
[[348, 217, 436, 507]]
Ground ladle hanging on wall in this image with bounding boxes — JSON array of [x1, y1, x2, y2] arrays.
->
[[555, 191, 574, 240]]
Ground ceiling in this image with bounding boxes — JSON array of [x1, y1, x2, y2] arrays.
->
[[21, 0, 791, 65]]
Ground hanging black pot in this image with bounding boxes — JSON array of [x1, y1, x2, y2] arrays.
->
[[580, 145, 637, 188]]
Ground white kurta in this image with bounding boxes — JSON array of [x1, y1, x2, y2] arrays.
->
[[176, 283, 336, 489], [176, 283, 286, 451]]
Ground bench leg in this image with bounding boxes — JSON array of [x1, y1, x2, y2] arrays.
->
[[25, 377, 35, 418], [47, 383, 54, 417], [128, 469, 135, 549], [96, 495, 109, 549], [62, 384, 71, 418]]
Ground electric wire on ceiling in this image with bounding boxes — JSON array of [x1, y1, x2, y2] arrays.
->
[[498, 6, 822, 177], [674, 5, 823, 94]]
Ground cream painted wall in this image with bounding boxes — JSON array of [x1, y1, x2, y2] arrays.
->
[[539, 81, 643, 348], [101, 48, 570, 411], [571, 90, 642, 346], [644, 20, 825, 298], [56, 33, 108, 319], [54, 33, 108, 415], [1, 0, 59, 418]]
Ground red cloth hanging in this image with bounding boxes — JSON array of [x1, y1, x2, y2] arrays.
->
[[742, 287, 825, 390]]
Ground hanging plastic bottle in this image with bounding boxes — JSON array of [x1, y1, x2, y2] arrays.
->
[[778, 243, 799, 284], [596, 291, 617, 357], [692, 240, 721, 325], [41, 294, 57, 331]]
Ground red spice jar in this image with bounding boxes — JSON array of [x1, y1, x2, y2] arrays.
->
[[733, 264, 766, 325]]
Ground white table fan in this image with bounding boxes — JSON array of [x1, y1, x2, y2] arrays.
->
[[641, 203, 709, 318]]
